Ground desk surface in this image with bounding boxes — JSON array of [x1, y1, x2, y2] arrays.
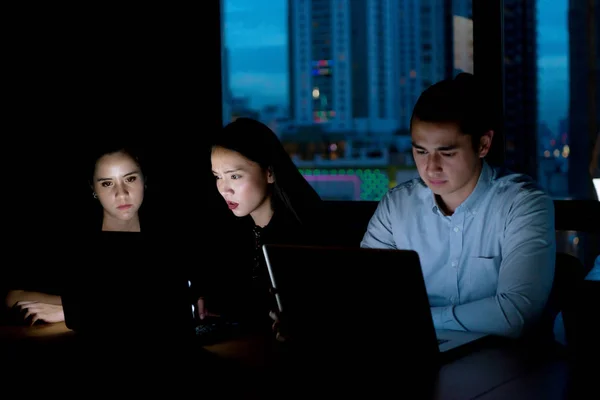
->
[[0, 322, 569, 399]]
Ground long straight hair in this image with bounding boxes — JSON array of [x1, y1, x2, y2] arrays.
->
[[211, 118, 322, 225]]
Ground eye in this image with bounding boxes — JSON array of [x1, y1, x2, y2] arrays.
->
[[441, 152, 456, 157], [125, 176, 137, 183], [213, 175, 221, 180], [415, 149, 427, 155], [101, 181, 113, 188], [231, 174, 241, 180]]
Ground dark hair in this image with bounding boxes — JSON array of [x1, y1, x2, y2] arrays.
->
[[410, 73, 494, 150], [88, 144, 147, 188], [211, 117, 322, 225]]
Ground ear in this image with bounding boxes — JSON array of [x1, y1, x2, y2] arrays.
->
[[478, 130, 494, 158], [267, 166, 275, 184]]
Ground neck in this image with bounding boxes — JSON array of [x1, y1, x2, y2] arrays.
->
[[437, 161, 483, 215], [250, 199, 274, 228], [102, 213, 141, 232]]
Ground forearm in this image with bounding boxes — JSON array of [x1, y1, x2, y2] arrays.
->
[[4, 290, 62, 308], [431, 291, 540, 338]]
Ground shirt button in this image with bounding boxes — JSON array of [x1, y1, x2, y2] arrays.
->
[[453, 226, 460, 232]]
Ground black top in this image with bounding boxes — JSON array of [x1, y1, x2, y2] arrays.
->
[[196, 205, 329, 328]]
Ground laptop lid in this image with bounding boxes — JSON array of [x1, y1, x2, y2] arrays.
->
[[62, 231, 195, 340], [262, 244, 441, 380]]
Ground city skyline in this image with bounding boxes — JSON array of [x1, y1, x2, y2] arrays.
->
[[223, 0, 569, 135]]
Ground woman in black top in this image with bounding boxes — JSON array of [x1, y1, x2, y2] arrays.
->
[[198, 118, 325, 329], [2, 144, 149, 325]]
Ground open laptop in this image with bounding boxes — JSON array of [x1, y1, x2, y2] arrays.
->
[[61, 231, 196, 341], [262, 244, 490, 366]]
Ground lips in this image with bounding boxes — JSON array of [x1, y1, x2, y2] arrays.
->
[[226, 201, 239, 210], [428, 179, 447, 186], [117, 204, 133, 210]]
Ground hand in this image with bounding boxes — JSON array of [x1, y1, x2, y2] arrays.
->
[[269, 310, 288, 342], [14, 301, 65, 325], [196, 297, 220, 321]]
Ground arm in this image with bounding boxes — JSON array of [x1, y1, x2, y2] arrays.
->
[[585, 256, 600, 281], [431, 193, 556, 338], [360, 193, 397, 249], [4, 290, 62, 309]]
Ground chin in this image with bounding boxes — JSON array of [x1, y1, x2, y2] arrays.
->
[[231, 209, 248, 218], [428, 184, 453, 196]]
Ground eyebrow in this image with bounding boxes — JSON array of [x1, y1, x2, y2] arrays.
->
[[411, 142, 459, 151], [212, 167, 244, 174], [96, 170, 140, 182]]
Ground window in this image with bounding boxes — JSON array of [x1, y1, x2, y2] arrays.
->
[[504, 0, 600, 265], [221, 0, 474, 201]]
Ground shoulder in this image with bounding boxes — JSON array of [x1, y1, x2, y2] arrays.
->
[[384, 178, 430, 205], [490, 167, 554, 213]]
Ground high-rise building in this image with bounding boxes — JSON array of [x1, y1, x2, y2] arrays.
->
[[503, 0, 538, 179], [288, 0, 448, 135]]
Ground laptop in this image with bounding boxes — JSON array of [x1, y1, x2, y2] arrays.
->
[[61, 231, 196, 341], [262, 244, 490, 367], [593, 178, 600, 199]]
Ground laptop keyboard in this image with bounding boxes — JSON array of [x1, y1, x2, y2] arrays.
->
[[437, 339, 449, 345]]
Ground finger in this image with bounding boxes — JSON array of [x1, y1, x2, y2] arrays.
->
[[197, 298, 206, 320], [275, 332, 286, 342], [15, 301, 36, 307], [30, 314, 40, 326], [23, 309, 36, 321], [269, 311, 278, 322]]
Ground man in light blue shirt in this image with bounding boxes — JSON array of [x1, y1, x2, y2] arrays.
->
[[361, 73, 556, 338], [586, 255, 600, 281]]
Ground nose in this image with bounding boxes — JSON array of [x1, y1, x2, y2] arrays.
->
[[114, 182, 129, 198], [425, 153, 443, 173], [217, 179, 233, 196]]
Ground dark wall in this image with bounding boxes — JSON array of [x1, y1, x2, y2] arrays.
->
[[4, 4, 224, 288]]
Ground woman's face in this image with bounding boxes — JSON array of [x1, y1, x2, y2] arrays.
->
[[92, 151, 144, 222], [211, 146, 274, 224]]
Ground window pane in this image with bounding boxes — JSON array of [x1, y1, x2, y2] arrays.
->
[[528, 0, 600, 200], [221, 0, 474, 201], [522, 0, 600, 264]]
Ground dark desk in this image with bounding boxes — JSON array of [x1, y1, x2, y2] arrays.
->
[[0, 323, 569, 399]]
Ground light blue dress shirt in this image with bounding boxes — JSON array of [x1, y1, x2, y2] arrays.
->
[[361, 161, 556, 338], [585, 255, 600, 281]]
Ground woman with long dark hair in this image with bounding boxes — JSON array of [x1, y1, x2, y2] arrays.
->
[[198, 118, 325, 329]]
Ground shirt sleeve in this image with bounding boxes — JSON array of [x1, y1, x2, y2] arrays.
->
[[360, 192, 397, 250], [585, 255, 600, 281]]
